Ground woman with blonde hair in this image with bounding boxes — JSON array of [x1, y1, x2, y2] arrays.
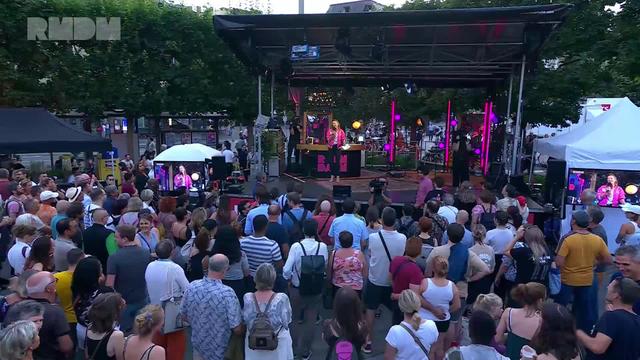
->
[[504, 225, 551, 294], [384, 289, 438, 360], [495, 282, 546, 360], [123, 305, 165, 360], [0, 320, 40, 360], [468, 224, 495, 304]]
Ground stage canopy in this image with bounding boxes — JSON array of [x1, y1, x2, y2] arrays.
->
[[535, 97, 640, 170], [154, 144, 222, 163], [0, 108, 112, 153], [214, 4, 573, 88]]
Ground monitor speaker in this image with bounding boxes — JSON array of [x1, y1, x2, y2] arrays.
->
[[206, 156, 227, 181], [332, 185, 351, 200], [544, 159, 567, 207]]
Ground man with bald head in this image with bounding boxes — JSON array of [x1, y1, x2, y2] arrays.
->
[[82, 208, 116, 271], [181, 253, 243, 360], [265, 204, 290, 258], [24, 271, 74, 359]]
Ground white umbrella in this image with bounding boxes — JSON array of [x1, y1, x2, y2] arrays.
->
[[153, 143, 222, 162]]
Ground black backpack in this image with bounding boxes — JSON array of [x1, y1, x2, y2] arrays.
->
[[398, 219, 416, 238], [285, 209, 308, 241], [297, 241, 325, 296], [479, 205, 496, 231]]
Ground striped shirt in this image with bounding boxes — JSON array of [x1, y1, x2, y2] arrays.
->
[[240, 235, 282, 277]]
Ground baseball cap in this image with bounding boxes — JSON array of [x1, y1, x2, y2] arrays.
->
[[65, 186, 82, 202], [621, 203, 640, 215], [572, 210, 590, 228], [74, 173, 91, 187], [39, 191, 58, 202]]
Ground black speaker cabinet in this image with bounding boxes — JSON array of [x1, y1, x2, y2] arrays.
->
[[332, 185, 352, 200], [544, 159, 567, 207], [206, 156, 227, 181]]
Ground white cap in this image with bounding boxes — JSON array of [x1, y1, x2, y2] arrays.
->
[[39, 191, 58, 202]]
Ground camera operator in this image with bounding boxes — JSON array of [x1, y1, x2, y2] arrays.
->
[[368, 177, 392, 211]]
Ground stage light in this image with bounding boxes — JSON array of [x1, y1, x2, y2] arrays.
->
[[416, 118, 423, 127], [450, 119, 458, 127], [352, 120, 362, 130], [191, 172, 201, 181], [357, 135, 364, 142], [395, 114, 401, 121], [490, 113, 499, 124], [438, 143, 445, 149], [384, 143, 391, 151], [474, 148, 482, 155], [626, 184, 638, 195]]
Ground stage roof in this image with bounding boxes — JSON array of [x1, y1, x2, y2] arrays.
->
[[214, 4, 573, 88]]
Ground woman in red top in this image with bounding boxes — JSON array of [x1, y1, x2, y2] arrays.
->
[[390, 237, 424, 325], [313, 197, 336, 246], [325, 120, 346, 183]]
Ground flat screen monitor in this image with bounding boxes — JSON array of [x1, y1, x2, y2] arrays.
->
[[566, 168, 640, 207]]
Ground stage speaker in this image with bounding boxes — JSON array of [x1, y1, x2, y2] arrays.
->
[[332, 185, 352, 200], [485, 162, 507, 192], [544, 159, 567, 207], [206, 156, 227, 181]]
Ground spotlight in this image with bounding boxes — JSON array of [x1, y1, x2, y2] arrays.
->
[[191, 172, 201, 181], [438, 143, 445, 149], [384, 143, 391, 151], [352, 120, 362, 130], [450, 120, 458, 127], [404, 81, 417, 95], [416, 118, 423, 127], [395, 114, 401, 121], [474, 148, 482, 155]]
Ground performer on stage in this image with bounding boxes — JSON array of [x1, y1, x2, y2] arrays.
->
[[596, 173, 626, 206], [326, 120, 346, 183], [174, 165, 192, 189]]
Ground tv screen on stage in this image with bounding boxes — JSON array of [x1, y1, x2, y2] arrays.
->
[[566, 168, 640, 207]]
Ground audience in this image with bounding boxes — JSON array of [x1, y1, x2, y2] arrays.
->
[[313, 198, 336, 246], [85, 293, 125, 360], [329, 231, 366, 295], [0, 320, 41, 360], [122, 305, 166, 360], [329, 198, 369, 251], [211, 225, 250, 305], [322, 287, 367, 359], [424, 200, 448, 245]]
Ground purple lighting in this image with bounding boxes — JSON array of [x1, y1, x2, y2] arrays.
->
[[450, 120, 458, 127], [474, 148, 482, 155], [438, 143, 445, 149], [384, 143, 391, 151], [395, 114, 401, 121], [490, 113, 499, 124]]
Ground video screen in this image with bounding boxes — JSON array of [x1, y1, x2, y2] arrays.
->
[[566, 168, 640, 207], [154, 162, 205, 191]]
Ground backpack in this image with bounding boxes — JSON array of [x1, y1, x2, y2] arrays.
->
[[285, 209, 308, 242], [297, 240, 325, 296], [331, 338, 359, 360], [479, 205, 496, 231], [398, 219, 415, 238], [248, 293, 280, 351]]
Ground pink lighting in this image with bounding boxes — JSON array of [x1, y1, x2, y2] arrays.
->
[[484, 102, 493, 175], [450, 120, 458, 127], [438, 143, 445, 149], [395, 114, 401, 121], [480, 101, 489, 169], [474, 148, 482, 155], [445, 100, 451, 166], [384, 143, 391, 151], [390, 100, 397, 163]]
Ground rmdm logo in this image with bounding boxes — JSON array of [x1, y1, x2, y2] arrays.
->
[[27, 17, 121, 41]]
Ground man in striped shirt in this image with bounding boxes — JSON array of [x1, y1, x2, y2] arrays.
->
[[240, 214, 283, 277]]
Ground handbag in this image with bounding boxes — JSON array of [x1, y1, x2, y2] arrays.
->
[[548, 267, 561, 296], [323, 250, 336, 309], [161, 266, 189, 334]]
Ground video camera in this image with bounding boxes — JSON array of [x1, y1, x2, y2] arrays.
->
[[369, 179, 385, 194]]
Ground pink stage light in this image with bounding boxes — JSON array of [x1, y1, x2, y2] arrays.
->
[[480, 101, 489, 168], [384, 143, 391, 151], [474, 148, 481, 155], [390, 100, 396, 163], [445, 100, 451, 165], [438, 143, 445, 149], [490, 112, 498, 124], [395, 114, 401, 121], [484, 102, 493, 175], [450, 120, 458, 127]]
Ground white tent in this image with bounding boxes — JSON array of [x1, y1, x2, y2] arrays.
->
[[535, 97, 640, 170], [154, 143, 222, 163]]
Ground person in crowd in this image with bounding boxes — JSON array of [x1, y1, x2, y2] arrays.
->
[[123, 305, 166, 360], [322, 286, 367, 359], [120, 197, 143, 227], [37, 191, 58, 227], [75, 173, 96, 210], [16, 198, 45, 230], [455, 181, 476, 218], [283, 219, 329, 359], [211, 195, 237, 226], [53, 248, 83, 339], [503, 225, 551, 294], [241, 215, 283, 281], [531, 303, 580, 360], [616, 204, 640, 246], [415, 166, 434, 208], [415, 217, 436, 271], [135, 212, 159, 253], [424, 200, 448, 246], [613, 245, 640, 313], [384, 289, 439, 360], [245, 187, 273, 235], [363, 207, 407, 353], [276, 182, 295, 210], [398, 204, 419, 238], [0, 320, 41, 360], [63, 202, 84, 246], [65, 186, 83, 205], [390, 237, 424, 325], [425, 224, 491, 348], [252, 172, 268, 199], [145, 240, 189, 360], [587, 206, 607, 244], [121, 172, 137, 197], [53, 218, 78, 272], [556, 210, 612, 332], [473, 293, 504, 323], [181, 254, 243, 360], [5, 181, 26, 221], [281, 192, 312, 240], [23, 236, 54, 272], [106, 224, 151, 333], [486, 211, 514, 297], [506, 206, 523, 233], [468, 225, 495, 304], [414, 255, 460, 360], [329, 231, 366, 296], [313, 199, 336, 246], [365, 205, 383, 235], [138, 189, 154, 213], [3, 298, 44, 329], [497, 184, 518, 212], [222, 141, 235, 176], [171, 207, 191, 248], [187, 223, 214, 282], [24, 271, 74, 359], [424, 176, 446, 203], [596, 173, 626, 207], [243, 263, 293, 359], [102, 185, 119, 216], [157, 197, 177, 241], [83, 209, 116, 271], [110, 198, 128, 228], [495, 282, 546, 359], [83, 188, 106, 229], [577, 276, 640, 360], [444, 210, 473, 248], [133, 165, 150, 195], [438, 194, 459, 225], [72, 256, 113, 350], [444, 310, 509, 360], [84, 293, 125, 360], [0, 168, 11, 200], [580, 189, 597, 207], [516, 196, 529, 223], [211, 225, 250, 305], [8, 224, 37, 275], [330, 198, 369, 251], [472, 190, 497, 230], [451, 141, 470, 187], [49, 200, 69, 239], [265, 204, 291, 259]]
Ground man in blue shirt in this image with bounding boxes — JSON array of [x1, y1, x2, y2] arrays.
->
[[244, 187, 273, 235], [329, 198, 369, 251], [281, 192, 312, 241]]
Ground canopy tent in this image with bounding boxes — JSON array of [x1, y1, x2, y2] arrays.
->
[[535, 97, 640, 170], [153, 144, 222, 163], [0, 108, 111, 153]]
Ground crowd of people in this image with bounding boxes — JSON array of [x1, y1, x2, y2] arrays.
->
[[0, 162, 638, 360]]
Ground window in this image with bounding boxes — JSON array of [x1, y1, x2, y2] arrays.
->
[[364, 4, 373, 11], [343, 6, 351, 12]]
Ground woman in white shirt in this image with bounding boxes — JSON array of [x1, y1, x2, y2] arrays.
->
[[384, 289, 438, 360]]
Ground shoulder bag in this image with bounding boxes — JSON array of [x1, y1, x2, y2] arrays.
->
[[161, 265, 189, 334]]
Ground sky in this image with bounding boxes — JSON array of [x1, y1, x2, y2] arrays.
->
[[179, 0, 409, 14]]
